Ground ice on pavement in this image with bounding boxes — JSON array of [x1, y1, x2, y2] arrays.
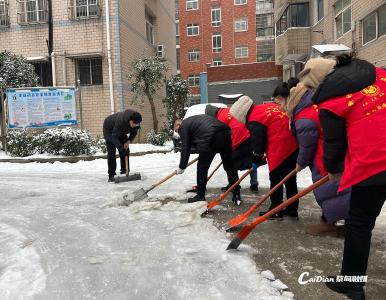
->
[[0, 152, 294, 299]]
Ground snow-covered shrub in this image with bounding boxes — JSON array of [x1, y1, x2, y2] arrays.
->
[[6, 129, 35, 157], [37, 127, 95, 156], [146, 129, 169, 146], [93, 137, 107, 154]]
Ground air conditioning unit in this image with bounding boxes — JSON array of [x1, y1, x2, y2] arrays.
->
[[157, 45, 165, 59]]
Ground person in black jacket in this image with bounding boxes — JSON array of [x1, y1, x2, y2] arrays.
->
[[103, 109, 142, 182], [176, 114, 241, 204]]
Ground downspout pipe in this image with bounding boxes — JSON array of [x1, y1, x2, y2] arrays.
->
[[51, 51, 57, 86], [105, 0, 115, 114]]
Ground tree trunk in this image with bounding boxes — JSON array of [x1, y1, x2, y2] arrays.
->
[[146, 90, 158, 133]]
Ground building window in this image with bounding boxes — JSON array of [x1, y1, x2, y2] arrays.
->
[[175, 0, 179, 20], [186, 0, 198, 11], [334, 0, 351, 39], [362, 5, 386, 45], [68, 0, 100, 19], [0, 0, 9, 27], [276, 3, 309, 36], [363, 12, 377, 45], [77, 57, 103, 86], [176, 48, 180, 71], [211, 7, 221, 27], [234, 0, 247, 5], [32, 61, 52, 86], [188, 74, 200, 87], [235, 18, 248, 32], [187, 23, 199, 36], [257, 39, 274, 61], [315, 0, 324, 23], [379, 5, 386, 38], [256, 13, 273, 37], [235, 46, 248, 58], [17, 0, 48, 24], [256, 0, 273, 12], [176, 22, 180, 46], [188, 49, 200, 62], [145, 10, 155, 45], [213, 58, 222, 66], [212, 33, 222, 53]]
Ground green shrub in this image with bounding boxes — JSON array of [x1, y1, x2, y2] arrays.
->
[[6, 129, 35, 157], [146, 129, 169, 146]]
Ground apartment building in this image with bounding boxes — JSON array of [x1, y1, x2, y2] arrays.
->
[[178, 0, 276, 103], [0, 0, 176, 138], [274, 0, 386, 80]]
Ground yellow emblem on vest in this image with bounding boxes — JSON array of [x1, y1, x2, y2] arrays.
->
[[361, 85, 380, 97]]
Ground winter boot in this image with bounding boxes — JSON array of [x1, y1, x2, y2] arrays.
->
[[221, 184, 231, 191], [306, 218, 345, 237], [232, 191, 242, 206], [249, 184, 259, 193], [325, 278, 365, 300], [283, 208, 299, 220], [188, 195, 206, 203], [259, 205, 283, 220], [108, 176, 115, 183]]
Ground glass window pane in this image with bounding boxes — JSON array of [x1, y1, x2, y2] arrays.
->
[[336, 14, 343, 37], [343, 0, 351, 9], [78, 60, 91, 85], [334, 0, 343, 15], [343, 7, 351, 33], [363, 13, 377, 44], [91, 59, 103, 85], [378, 5, 386, 37]]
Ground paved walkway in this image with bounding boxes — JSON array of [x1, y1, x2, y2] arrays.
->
[[205, 187, 386, 299]]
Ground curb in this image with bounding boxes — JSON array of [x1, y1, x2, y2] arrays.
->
[[0, 150, 172, 164]]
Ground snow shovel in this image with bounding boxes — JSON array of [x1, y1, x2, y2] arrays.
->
[[204, 168, 253, 212], [114, 153, 141, 183], [186, 161, 223, 193], [131, 157, 199, 201], [224, 169, 297, 231], [226, 175, 329, 250]]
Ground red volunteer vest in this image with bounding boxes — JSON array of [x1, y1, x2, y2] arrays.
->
[[319, 67, 386, 191], [294, 105, 327, 176], [217, 108, 250, 150], [248, 103, 298, 171]]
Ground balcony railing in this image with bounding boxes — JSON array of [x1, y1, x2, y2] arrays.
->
[[256, 1, 273, 14]]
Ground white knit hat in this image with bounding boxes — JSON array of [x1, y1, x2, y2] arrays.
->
[[230, 95, 254, 123]]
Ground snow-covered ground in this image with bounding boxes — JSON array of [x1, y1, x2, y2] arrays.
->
[[1, 152, 385, 299], [1, 152, 296, 300]]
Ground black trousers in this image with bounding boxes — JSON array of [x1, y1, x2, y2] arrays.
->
[[341, 184, 386, 283], [268, 151, 298, 212], [106, 139, 126, 177], [197, 131, 239, 197]]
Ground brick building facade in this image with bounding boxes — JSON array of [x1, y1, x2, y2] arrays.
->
[[274, 0, 386, 80], [0, 0, 176, 139], [178, 0, 275, 102]]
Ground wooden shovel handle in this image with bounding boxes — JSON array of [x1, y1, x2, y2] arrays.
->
[[146, 157, 199, 193]]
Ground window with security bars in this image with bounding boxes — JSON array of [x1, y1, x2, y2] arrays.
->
[[0, 0, 9, 27], [32, 61, 53, 86], [256, 39, 274, 61], [76, 57, 103, 86], [256, 13, 273, 37], [17, 0, 48, 24], [68, 0, 100, 19]]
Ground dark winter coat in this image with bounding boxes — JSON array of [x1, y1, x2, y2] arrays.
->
[[313, 59, 386, 187], [178, 114, 230, 169], [103, 110, 139, 154], [292, 90, 350, 223]]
